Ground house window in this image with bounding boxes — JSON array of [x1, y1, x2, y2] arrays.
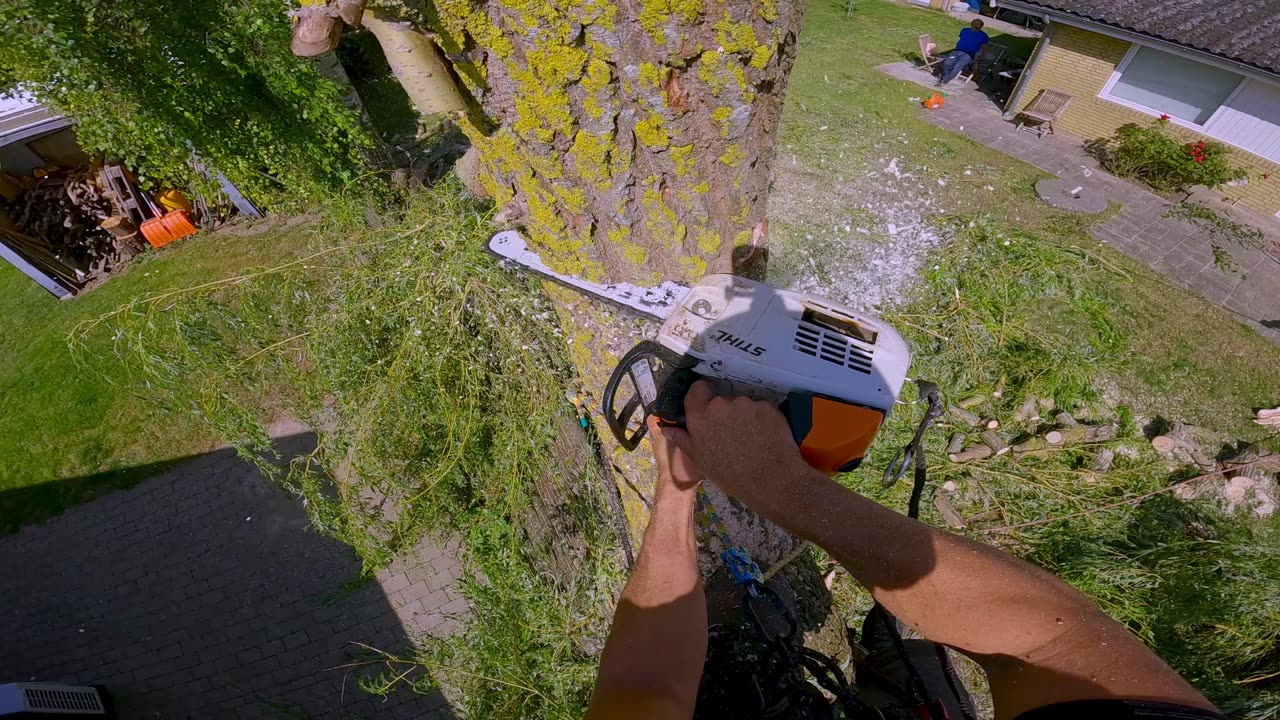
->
[[1102, 46, 1243, 125]]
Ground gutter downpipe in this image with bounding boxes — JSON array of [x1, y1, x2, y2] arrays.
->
[[1001, 14, 1052, 118]]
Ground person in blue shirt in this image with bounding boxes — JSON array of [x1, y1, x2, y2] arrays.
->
[[938, 19, 989, 85]]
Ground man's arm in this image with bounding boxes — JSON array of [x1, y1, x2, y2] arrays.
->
[[586, 417, 707, 720], [664, 382, 1216, 720]]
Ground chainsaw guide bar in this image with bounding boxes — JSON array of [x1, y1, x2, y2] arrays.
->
[[488, 230, 689, 323]]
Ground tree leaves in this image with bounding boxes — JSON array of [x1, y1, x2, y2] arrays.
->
[[0, 0, 374, 207]]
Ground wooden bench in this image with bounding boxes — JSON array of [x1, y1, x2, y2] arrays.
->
[[1014, 88, 1072, 138]]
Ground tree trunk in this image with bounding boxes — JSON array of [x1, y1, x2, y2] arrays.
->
[[428, 0, 805, 283], [409, 0, 807, 564], [363, 9, 467, 115]]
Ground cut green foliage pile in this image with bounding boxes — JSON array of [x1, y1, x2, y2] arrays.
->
[[1165, 202, 1266, 273], [72, 182, 624, 718]]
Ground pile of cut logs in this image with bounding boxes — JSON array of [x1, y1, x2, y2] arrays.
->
[[938, 393, 1280, 521], [943, 394, 1118, 467], [0, 167, 147, 290]]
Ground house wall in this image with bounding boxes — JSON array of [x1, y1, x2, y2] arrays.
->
[[1013, 23, 1280, 216]]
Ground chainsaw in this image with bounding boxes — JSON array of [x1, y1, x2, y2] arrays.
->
[[489, 231, 915, 476]]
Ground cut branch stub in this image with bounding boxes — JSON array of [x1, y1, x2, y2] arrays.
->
[[949, 405, 982, 428], [1045, 424, 1117, 446], [933, 494, 967, 528], [949, 445, 993, 463], [980, 430, 1009, 456], [1013, 396, 1040, 424]]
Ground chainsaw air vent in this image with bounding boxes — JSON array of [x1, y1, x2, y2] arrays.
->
[[793, 321, 873, 374]]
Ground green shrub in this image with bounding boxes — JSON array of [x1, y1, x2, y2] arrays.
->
[[1104, 120, 1245, 193], [0, 0, 374, 207]]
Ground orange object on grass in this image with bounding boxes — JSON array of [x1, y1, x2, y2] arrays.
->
[[923, 93, 945, 109]]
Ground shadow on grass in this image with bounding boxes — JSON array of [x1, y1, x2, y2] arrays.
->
[[0, 457, 189, 535]]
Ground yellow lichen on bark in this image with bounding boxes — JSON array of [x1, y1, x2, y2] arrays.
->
[[431, 0, 801, 288], [418, 0, 806, 558]]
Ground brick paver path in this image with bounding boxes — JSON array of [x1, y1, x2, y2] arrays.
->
[[0, 433, 466, 719], [880, 62, 1280, 345]]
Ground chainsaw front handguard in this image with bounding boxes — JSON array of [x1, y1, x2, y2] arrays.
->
[[601, 342, 885, 477], [602, 341, 699, 450]]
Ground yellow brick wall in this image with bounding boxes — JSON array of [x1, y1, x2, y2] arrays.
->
[[1013, 23, 1280, 216]]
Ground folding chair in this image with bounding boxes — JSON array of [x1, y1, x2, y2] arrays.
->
[[918, 34, 943, 73], [956, 43, 1006, 85], [1014, 88, 1073, 138]]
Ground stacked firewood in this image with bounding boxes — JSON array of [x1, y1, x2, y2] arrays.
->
[[0, 168, 145, 290]]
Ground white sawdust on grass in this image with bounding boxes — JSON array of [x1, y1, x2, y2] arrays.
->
[[768, 149, 953, 314]]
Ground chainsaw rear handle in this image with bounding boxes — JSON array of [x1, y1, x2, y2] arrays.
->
[[602, 341, 886, 474], [780, 394, 885, 474]]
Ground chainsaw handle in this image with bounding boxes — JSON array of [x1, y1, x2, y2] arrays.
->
[[602, 341, 698, 450], [603, 344, 885, 476]]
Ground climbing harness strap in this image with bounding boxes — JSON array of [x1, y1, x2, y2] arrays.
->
[[695, 486, 765, 594], [876, 379, 975, 720]]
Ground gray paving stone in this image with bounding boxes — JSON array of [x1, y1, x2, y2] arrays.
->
[[0, 435, 464, 719]]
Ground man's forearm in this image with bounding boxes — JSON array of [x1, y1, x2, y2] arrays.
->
[[587, 484, 706, 718], [743, 461, 1212, 718], [747, 462, 1097, 655], [661, 383, 1213, 718]]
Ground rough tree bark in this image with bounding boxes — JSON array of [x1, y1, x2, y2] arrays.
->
[[426, 0, 804, 283], [417, 0, 807, 567], [295, 0, 806, 568]]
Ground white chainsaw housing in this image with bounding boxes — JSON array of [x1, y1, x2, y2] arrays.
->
[[658, 275, 910, 414]]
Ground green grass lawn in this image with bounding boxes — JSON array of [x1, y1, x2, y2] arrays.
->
[[774, 0, 1280, 437], [0, 223, 309, 531], [772, 2, 1280, 713]]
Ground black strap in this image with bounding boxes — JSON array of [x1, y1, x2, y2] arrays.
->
[[874, 380, 963, 720], [882, 379, 943, 521]]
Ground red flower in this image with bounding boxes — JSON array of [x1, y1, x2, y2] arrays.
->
[[1159, 114, 1171, 121]]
